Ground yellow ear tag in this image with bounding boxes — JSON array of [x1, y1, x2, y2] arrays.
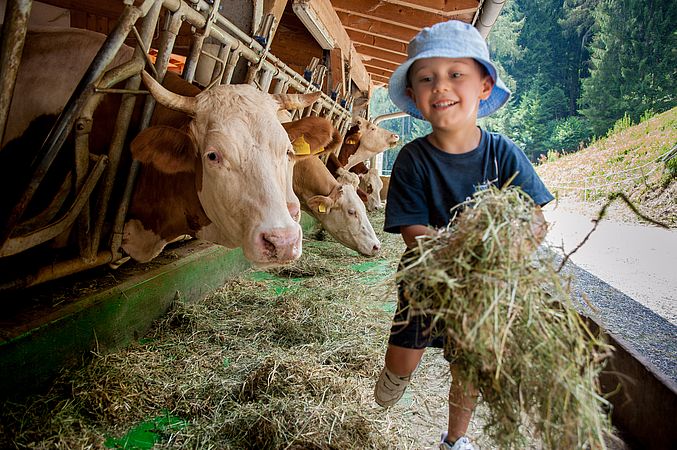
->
[[318, 203, 327, 213], [292, 135, 311, 155], [311, 146, 325, 155], [346, 138, 358, 145]]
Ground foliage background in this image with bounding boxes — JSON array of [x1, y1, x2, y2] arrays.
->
[[370, 0, 677, 170]]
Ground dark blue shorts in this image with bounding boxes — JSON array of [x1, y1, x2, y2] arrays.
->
[[387, 251, 450, 358]]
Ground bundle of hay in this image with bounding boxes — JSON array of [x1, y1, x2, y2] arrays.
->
[[399, 186, 613, 449]]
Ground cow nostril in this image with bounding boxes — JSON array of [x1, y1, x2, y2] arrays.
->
[[262, 235, 276, 254], [372, 244, 381, 254]]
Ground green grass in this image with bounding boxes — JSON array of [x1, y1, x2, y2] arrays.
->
[[537, 107, 676, 225]]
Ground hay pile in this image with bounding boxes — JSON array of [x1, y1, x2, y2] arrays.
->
[[399, 186, 613, 449]]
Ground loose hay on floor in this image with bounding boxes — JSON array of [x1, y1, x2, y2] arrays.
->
[[399, 186, 614, 449], [0, 211, 412, 449]]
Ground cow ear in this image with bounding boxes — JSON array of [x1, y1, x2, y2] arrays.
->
[[306, 194, 335, 214], [131, 126, 196, 174], [272, 91, 322, 110]]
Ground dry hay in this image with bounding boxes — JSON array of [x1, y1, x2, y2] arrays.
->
[[399, 186, 614, 449], [0, 223, 405, 449]]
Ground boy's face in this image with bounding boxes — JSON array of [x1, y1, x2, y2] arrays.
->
[[406, 57, 493, 131]]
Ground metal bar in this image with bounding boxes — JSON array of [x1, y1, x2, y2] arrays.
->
[[211, 13, 350, 121], [0, 0, 33, 147], [183, 33, 207, 83], [0, 0, 154, 248], [0, 155, 108, 258], [209, 43, 231, 87], [109, 0, 164, 262], [0, 250, 113, 292]]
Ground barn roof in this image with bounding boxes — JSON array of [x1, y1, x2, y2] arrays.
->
[[29, 0, 505, 94], [327, 0, 505, 88]]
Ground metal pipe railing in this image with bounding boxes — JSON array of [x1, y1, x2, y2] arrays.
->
[[0, 0, 33, 148], [0, 0, 355, 287], [0, 0, 157, 248]]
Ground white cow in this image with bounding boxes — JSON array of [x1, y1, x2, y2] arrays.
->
[[359, 167, 384, 211]]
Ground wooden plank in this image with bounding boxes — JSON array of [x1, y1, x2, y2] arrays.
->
[[36, 0, 125, 21], [292, 0, 370, 92], [337, 11, 419, 42], [270, 19, 324, 78], [346, 29, 407, 56], [362, 58, 399, 72], [264, 0, 290, 41], [370, 73, 390, 85], [381, 0, 480, 16], [362, 64, 394, 80], [328, 47, 345, 95], [355, 44, 408, 65], [332, 0, 479, 30]]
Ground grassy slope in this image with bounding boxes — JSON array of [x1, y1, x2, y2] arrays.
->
[[536, 107, 676, 226]]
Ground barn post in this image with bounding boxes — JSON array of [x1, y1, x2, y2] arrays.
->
[[0, 0, 33, 148]]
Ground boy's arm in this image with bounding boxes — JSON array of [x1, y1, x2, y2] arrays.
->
[[400, 224, 435, 249], [531, 206, 547, 245]]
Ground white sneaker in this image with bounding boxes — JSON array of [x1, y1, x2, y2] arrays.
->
[[439, 434, 474, 450], [373, 366, 411, 407]]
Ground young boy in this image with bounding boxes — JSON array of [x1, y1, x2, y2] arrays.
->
[[373, 20, 554, 450]]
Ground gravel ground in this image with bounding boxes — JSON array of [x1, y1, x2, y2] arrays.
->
[[542, 199, 676, 383]]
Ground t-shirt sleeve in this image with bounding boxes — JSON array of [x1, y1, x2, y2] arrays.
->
[[499, 140, 554, 207], [384, 147, 430, 233]]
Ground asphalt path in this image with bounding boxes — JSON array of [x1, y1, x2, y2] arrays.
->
[[542, 205, 676, 326]]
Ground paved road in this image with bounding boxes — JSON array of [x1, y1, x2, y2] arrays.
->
[[542, 206, 677, 326]]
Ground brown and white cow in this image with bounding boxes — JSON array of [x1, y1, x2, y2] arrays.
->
[[3, 28, 319, 267], [124, 72, 321, 265], [358, 167, 384, 211], [325, 117, 398, 210], [337, 117, 399, 170], [284, 117, 381, 256]]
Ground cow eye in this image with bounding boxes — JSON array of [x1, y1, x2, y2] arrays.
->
[[207, 151, 219, 162], [348, 208, 356, 216]]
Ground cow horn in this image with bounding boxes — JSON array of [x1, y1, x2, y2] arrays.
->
[[141, 71, 197, 115], [272, 91, 322, 111]]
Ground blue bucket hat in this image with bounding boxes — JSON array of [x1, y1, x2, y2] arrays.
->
[[388, 20, 510, 119]]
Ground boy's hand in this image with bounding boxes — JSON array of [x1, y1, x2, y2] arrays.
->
[[400, 224, 435, 249], [531, 206, 548, 245]]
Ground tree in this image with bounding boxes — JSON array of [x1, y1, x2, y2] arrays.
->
[[579, 0, 677, 135]]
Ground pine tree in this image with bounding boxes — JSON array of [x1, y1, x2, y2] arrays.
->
[[580, 0, 677, 135]]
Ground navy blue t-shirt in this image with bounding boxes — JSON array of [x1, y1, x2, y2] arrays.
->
[[384, 128, 553, 234]]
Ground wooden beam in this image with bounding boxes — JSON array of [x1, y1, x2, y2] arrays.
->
[[264, 0, 290, 41], [355, 44, 408, 65], [381, 0, 480, 16], [370, 73, 391, 84], [362, 59, 399, 72], [292, 0, 370, 92], [328, 47, 345, 96], [37, 0, 124, 20], [337, 11, 417, 43], [332, 0, 479, 30], [364, 65, 394, 80], [346, 29, 407, 56]]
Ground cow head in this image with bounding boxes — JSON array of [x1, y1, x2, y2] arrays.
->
[[127, 72, 320, 266], [306, 183, 381, 257], [359, 167, 384, 212], [345, 117, 399, 169]]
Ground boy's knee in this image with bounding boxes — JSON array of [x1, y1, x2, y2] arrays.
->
[[385, 344, 425, 376]]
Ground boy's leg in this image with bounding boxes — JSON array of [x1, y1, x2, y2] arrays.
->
[[385, 343, 425, 375], [374, 344, 425, 407], [445, 364, 478, 443]]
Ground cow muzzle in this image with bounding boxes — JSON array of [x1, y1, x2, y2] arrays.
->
[[252, 224, 303, 265]]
